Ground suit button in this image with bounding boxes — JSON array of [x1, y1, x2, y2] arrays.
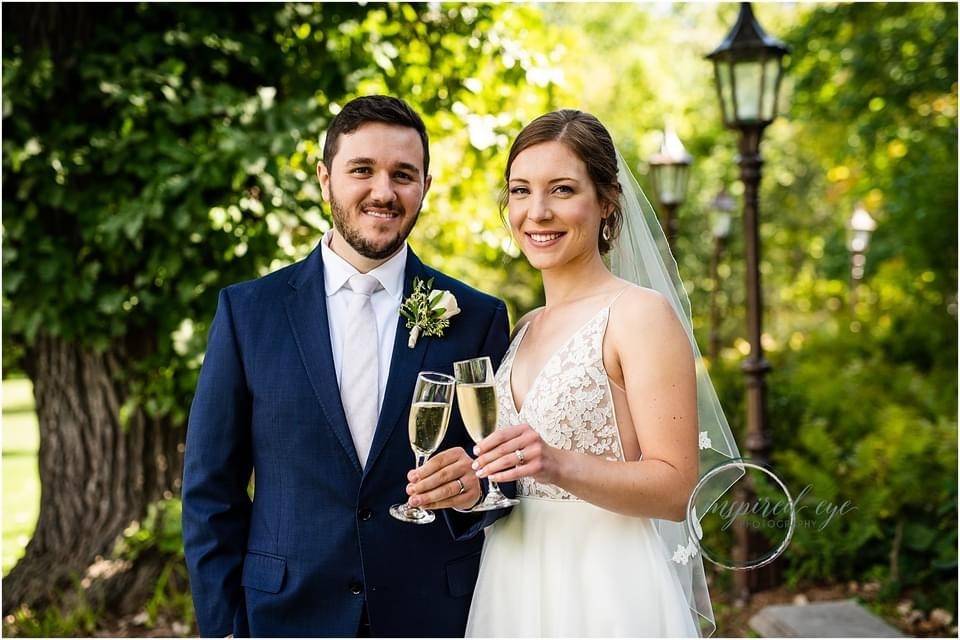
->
[[359, 508, 373, 521], [349, 582, 364, 595]]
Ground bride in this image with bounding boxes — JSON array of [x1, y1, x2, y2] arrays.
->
[[464, 110, 740, 637]]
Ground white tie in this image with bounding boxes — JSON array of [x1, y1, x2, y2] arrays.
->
[[340, 273, 382, 469]]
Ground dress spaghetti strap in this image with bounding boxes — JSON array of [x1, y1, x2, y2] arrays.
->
[[606, 284, 633, 309]]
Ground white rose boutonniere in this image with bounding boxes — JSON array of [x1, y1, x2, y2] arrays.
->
[[399, 277, 461, 348]]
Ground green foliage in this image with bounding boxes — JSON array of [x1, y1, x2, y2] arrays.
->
[[2, 3, 560, 420], [4, 581, 99, 637], [114, 498, 185, 562], [786, 2, 958, 293], [4, 499, 194, 636], [114, 499, 194, 631], [758, 262, 955, 610], [757, 7, 957, 612]]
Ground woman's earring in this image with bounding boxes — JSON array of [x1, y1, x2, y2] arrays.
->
[[602, 219, 612, 242]]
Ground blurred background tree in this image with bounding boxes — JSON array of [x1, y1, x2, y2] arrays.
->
[[2, 1, 956, 635]]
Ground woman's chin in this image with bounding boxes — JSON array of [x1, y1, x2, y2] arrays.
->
[[524, 252, 566, 271]]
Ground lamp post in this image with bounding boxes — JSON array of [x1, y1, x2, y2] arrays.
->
[[709, 189, 735, 361], [707, 1, 789, 601], [848, 204, 877, 308], [648, 126, 693, 253]]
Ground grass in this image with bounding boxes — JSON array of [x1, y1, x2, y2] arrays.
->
[[2, 376, 40, 575]]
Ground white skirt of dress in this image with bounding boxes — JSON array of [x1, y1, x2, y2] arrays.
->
[[466, 497, 701, 638]]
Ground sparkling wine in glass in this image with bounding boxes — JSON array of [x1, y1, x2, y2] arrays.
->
[[454, 357, 519, 511], [389, 372, 455, 524]]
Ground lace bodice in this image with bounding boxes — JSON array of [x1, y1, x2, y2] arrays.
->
[[495, 305, 625, 501]]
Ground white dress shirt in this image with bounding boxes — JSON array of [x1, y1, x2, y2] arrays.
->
[[321, 230, 407, 413]]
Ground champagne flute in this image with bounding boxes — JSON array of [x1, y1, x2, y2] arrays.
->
[[453, 357, 519, 511], [389, 371, 455, 524]]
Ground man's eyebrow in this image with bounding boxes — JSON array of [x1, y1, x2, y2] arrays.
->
[[345, 157, 376, 166], [345, 158, 421, 176], [395, 162, 421, 176]]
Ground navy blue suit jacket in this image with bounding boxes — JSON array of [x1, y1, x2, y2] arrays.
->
[[182, 246, 512, 637]]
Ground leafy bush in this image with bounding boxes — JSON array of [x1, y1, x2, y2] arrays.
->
[[706, 257, 957, 615]]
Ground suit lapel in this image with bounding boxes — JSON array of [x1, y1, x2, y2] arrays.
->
[[285, 246, 363, 474], [363, 251, 430, 476]]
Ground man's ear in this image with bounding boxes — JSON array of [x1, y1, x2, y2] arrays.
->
[[422, 173, 432, 199], [317, 161, 330, 201]]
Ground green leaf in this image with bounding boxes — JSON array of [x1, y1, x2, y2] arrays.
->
[[903, 522, 937, 551]]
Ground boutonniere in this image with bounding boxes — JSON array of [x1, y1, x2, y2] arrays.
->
[[399, 277, 461, 348]]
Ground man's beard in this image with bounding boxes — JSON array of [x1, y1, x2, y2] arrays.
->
[[329, 191, 420, 260]]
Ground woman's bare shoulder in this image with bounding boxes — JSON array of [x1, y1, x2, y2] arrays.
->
[[609, 285, 688, 352], [615, 285, 674, 320]]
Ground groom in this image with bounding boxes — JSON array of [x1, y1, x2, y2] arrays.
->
[[182, 95, 511, 637]]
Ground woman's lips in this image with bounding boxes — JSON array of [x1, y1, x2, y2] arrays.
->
[[525, 231, 566, 248]]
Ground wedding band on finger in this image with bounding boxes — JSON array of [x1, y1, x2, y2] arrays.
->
[[515, 449, 525, 465], [456, 478, 466, 495]]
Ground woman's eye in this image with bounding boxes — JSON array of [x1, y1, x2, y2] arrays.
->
[[509, 187, 529, 195], [554, 184, 574, 194]]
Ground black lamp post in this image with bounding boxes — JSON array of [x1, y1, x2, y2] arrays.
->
[[706, 0, 787, 473], [709, 189, 735, 361], [848, 204, 877, 308], [707, 1, 789, 601], [648, 126, 693, 253]]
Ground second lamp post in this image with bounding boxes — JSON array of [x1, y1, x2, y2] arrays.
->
[[848, 203, 877, 308], [648, 126, 693, 254]]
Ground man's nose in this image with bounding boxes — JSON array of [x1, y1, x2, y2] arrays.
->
[[369, 171, 398, 204]]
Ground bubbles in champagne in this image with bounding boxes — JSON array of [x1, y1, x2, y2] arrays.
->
[[456, 383, 499, 443], [409, 401, 451, 455]]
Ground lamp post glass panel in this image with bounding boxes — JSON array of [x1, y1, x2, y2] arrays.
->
[[848, 204, 877, 301], [848, 204, 877, 260], [709, 189, 735, 360], [711, 189, 735, 240], [648, 127, 692, 252], [706, 1, 788, 599], [707, 3, 789, 129]]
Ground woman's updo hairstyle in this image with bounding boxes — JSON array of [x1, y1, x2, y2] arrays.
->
[[500, 109, 622, 254]]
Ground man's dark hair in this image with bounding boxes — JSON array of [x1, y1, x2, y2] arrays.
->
[[322, 95, 430, 175]]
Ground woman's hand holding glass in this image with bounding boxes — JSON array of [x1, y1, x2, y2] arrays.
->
[[452, 357, 519, 511], [472, 422, 563, 485]]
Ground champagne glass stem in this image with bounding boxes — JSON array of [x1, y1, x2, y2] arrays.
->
[[415, 453, 427, 476], [488, 478, 505, 497], [407, 453, 428, 508]]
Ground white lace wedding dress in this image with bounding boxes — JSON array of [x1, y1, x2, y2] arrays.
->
[[466, 299, 701, 637]]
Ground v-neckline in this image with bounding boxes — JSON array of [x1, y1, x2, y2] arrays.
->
[[507, 305, 610, 417]]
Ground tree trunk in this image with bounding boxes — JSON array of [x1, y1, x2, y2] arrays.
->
[[2, 332, 184, 617]]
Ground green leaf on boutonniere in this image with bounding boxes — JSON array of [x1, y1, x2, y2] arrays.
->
[[398, 276, 460, 347]]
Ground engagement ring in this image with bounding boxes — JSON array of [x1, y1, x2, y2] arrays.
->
[[515, 449, 525, 464]]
